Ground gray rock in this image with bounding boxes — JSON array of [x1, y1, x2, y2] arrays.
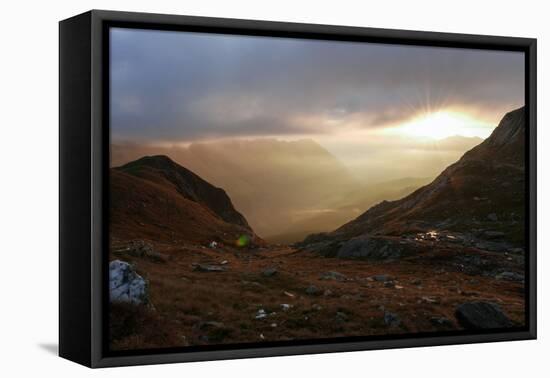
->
[[372, 274, 392, 282], [311, 304, 323, 311], [384, 311, 401, 327], [337, 236, 403, 259], [193, 263, 226, 272], [320, 271, 347, 281], [495, 271, 524, 282], [302, 240, 344, 257], [305, 285, 320, 296], [280, 304, 292, 311], [336, 311, 349, 322], [262, 267, 278, 277], [487, 213, 499, 222], [430, 317, 453, 328], [117, 240, 166, 262], [475, 241, 509, 252], [197, 321, 225, 330], [455, 302, 512, 329], [109, 260, 148, 304], [484, 230, 506, 239]]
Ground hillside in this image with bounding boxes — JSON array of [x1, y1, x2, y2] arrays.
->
[[110, 155, 259, 245]]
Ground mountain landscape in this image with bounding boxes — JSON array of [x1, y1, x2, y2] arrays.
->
[[111, 136, 475, 242], [109, 107, 526, 351]]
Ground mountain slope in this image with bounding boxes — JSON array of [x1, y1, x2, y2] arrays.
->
[[111, 155, 258, 245], [302, 107, 526, 252], [117, 155, 251, 229]]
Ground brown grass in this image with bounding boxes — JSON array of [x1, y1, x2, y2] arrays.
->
[[109, 241, 525, 351]]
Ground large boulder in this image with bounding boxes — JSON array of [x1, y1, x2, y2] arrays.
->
[[455, 301, 512, 329], [109, 260, 148, 304]]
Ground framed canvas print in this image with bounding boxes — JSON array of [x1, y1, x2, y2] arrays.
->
[[59, 10, 537, 368]]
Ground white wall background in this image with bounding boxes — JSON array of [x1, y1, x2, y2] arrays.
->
[[0, 0, 547, 376]]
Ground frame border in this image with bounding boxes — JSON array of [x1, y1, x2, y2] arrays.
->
[[63, 9, 537, 368]]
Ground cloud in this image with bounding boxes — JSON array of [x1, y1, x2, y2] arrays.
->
[[110, 28, 525, 142]]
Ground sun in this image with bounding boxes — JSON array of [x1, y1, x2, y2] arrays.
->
[[390, 110, 493, 140]]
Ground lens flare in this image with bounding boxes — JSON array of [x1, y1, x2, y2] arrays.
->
[[236, 234, 250, 247]]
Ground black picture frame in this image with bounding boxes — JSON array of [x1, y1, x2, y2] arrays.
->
[[59, 9, 537, 368]]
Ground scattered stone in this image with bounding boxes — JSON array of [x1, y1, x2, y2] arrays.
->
[[255, 309, 267, 319], [430, 317, 453, 328], [484, 230, 506, 239], [220, 260, 228, 265], [109, 260, 148, 304], [305, 285, 320, 296], [117, 240, 165, 262], [270, 323, 278, 328], [283, 291, 296, 298], [241, 280, 264, 289], [487, 213, 498, 222], [262, 267, 278, 277], [421, 296, 441, 304], [372, 274, 392, 282], [209, 241, 218, 248], [384, 311, 401, 327], [323, 289, 333, 296], [312, 304, 323, 311], [336, 311, 348, 322], [395, 285, 404, 290], [280, 304, 292, 311], [455, 301, 513, 329], [495, 271, 524, 282], [475, 241, 509, 252], [320, 271, 347, 281], [192, 263, 226, 272], [197, 321, 225, 330]]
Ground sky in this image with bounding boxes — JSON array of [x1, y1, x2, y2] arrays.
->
[[110, 27, 525, 181]]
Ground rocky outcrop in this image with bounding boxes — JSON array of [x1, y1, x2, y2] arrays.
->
[[109, 260, 148, 304], [337, 236, 405, 260]]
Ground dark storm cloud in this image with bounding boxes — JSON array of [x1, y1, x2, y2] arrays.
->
[[110, 27, 525, 142]]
